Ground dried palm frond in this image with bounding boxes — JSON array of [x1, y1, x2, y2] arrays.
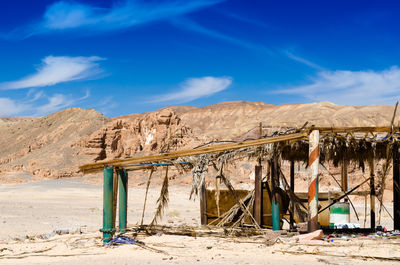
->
[[189, 154, 209, 199], [214, 162, 224, 217], [172, 157, 193, 174], [141, 167, 155, 226], [150, 166, 169, 226]]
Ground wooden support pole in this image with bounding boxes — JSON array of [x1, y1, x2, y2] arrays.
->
[[369, 159, 376, 230], [258, 122, 263, 166], [215, 176, 221, 217], [112, 168, 119, 231], [341, 159, 348, 192], [308, 130, 320, 232], [393, 143, 400, 230], [200, 181, 207, 225], [254, 165, 263, 226], [290, 160, 295, 229]]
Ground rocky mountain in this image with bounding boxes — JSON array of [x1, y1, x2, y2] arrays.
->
[[0, 101, 398, 181]]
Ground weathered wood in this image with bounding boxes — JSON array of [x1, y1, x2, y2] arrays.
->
[[135, 224, 281, 239], [312, 126, 399, 133], [341, 159, 348, 192], [200, 181, 207, 225], [215, 176, 221, 217], [254, 165, 263, 226], [80, 132, 308, 172], [369, 159, 376, 229], [290, 160, 295, 229], [112, 169, 119, 230]]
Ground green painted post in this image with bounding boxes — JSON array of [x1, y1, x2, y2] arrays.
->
[[101, 167, 115, 242], [272, 201, 280, 231], [271, 156, 281, 231], [118, 169, 128, 233]]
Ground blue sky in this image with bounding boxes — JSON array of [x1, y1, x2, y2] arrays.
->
[[0, 0, 400, 116]]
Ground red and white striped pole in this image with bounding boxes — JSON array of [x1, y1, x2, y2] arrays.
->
[[308, 130, 320, 232]]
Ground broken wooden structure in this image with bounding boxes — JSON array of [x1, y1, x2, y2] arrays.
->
[[80, 125, 400, 242]]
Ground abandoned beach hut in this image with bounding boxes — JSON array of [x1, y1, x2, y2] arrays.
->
[[80, 125, 400, 242]]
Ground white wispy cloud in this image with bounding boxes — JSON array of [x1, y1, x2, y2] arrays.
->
[[171, 18, 273, 55], [1, 56, 105, 90], [216, 9, 270, 29], [35, 94, 75, 115], [0, 98, 29, 116], [275, 66, 400, 105], [0, 90, 90, 116], [150, 76, 232, 103], [283, 50, 324, 70], [5, 0, 224, 38]]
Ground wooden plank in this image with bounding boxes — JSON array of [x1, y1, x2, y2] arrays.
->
[[369, 159, 376, 229], [290, 160, 295, 229], [112, 169, 119, 231], [80, 132, 308, 172], [341, 159, 348, 192], [296, 191, 370, 201], [312, 126, 399, 133], [254, 165, 262, 226], [200, 181, 207, 225]]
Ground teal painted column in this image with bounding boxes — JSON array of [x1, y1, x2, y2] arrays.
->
[[271, 157, 281, 231], [118, 169, 128, 233], [272, 201, 280, 231], [101, 167, 115, 242]]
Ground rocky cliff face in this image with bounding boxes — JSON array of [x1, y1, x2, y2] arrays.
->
[[75, 108, 202, 162], [0, 101, 398, 181]]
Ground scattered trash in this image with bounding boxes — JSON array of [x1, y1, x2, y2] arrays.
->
[[36, 226, 85, 240], [332, 223, 361, 229], [106, 234, 144, 246]]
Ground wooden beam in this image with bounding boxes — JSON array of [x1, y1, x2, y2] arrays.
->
[[112, 169, 118, 231], [200, 181, 207, 225], [341, 159, 348, 192], [311, 126, 399, 133], [254, 165, 263, 226], [80, 132, 308, 172], [290, 160, 295, 229], [369, 159, 376, 230]]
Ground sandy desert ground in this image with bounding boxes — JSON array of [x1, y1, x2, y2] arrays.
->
[[0, 176, 399, 265]]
